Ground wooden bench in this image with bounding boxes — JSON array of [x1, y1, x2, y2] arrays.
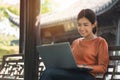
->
[[96, 46, 120, 80], [0, 46, 120, 80]]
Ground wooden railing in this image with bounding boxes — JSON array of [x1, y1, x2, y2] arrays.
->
[[0, 54, 45, 80], [0, 54, 24, 80]]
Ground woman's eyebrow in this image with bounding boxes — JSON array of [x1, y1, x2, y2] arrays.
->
[[79, 22, 89, 25], [83, 23, 89, 25]]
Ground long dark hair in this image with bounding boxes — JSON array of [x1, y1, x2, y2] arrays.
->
[[77, 9, 98, 34]]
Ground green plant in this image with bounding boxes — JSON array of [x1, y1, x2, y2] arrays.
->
[[0, 46, 19, 59], [0, 5, 8, 20], [0, 5, 19, 20], [7, 5, 19, 15], [0, 34, 17, 46], [41, 0, 53, 14]]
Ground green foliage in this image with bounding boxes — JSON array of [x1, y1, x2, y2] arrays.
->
[[41, 0, 53, 14], [0, 34, 19, 59], [0, 5, 19, 20], [0, 4, 19, 59], [1, 0, 51, 17], [0, 34, 17, 46], [0, 46, 19, 59], [7, 6, 19, 15], [0, 6, 19, 49], [0, 5, 8, 20]]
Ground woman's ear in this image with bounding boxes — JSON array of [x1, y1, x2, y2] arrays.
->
[[93, 21, 97, 28], [95, 21, 97, 26]]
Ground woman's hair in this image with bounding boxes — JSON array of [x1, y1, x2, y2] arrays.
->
[[77, 9, 98, 34]]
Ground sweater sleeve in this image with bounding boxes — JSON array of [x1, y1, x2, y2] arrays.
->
[[91, 39, 109, 74]]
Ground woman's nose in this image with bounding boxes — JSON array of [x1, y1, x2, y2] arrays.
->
[[78, 26, 84, 30]]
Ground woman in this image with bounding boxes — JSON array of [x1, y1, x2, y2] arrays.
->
[[39, 9, 109, 80]]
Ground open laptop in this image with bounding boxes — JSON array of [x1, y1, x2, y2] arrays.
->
[[36, 42, 92, 71]]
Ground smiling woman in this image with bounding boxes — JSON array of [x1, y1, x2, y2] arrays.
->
[[38, 9, 109, 80]]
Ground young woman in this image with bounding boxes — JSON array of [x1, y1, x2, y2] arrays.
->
[[39, 9, 109, 80]]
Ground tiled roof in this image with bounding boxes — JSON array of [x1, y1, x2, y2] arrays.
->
[[7, 0, 119, 27], [40, 0, 119, 26]]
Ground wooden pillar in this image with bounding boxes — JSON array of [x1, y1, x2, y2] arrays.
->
[[20, 0, 40, 80], [19, 0, 25, 54]]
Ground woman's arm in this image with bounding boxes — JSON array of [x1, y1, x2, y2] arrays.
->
[[90, 39, 109, 74]]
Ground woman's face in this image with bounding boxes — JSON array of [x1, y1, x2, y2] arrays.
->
[[77, 17, 95, 38]]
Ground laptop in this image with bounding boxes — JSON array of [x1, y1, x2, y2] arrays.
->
[[36, 42, 92, 71]]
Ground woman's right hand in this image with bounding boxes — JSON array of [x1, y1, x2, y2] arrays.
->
[[77, 65, 93, 69]]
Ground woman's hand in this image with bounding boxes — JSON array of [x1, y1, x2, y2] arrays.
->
[[77, 64, 93, 69]]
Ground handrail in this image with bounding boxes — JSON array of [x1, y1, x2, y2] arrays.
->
[[109, 46, 120, 50]]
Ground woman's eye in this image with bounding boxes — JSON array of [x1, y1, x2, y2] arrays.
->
[[84, 23, 89, 26], [84, 25, 88, 26], [78, 24, 81, 26], [77, 23, 89, 27]]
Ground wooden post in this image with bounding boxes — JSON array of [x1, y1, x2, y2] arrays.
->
[[20, 0, 40, 80], [19, 0, 25, 54]]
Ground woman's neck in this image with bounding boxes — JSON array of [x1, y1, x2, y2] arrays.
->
[[83, 34, 97, 41]]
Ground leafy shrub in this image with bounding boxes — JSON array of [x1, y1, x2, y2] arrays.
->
[[0, 34, 17, 46], [0, 46, 19, 59]]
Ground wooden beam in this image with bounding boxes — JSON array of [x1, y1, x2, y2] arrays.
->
[[20, 0, 40, 80]]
